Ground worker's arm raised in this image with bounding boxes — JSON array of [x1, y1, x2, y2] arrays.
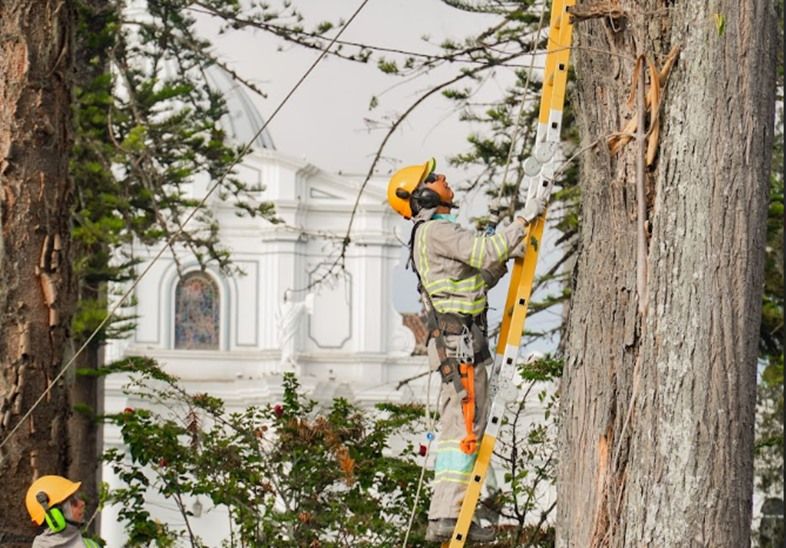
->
[[427, 220, 526, 271]]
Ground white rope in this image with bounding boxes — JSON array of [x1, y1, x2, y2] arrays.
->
[[401, 360, 439, 547], [0, 0, 373, 460], [493, 0, 550, 207]]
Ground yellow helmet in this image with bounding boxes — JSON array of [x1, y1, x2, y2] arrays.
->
[[25, 475, 81, 525], [387, 158, 436, 219]]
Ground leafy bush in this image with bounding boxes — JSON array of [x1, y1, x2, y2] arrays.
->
[[100, 354, 561, 547], [102, 359, 430, 547]]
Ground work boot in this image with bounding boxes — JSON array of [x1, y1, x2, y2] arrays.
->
[[425, 518, 496, 543]]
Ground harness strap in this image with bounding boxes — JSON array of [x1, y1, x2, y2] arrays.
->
[[0, 530, 36, 544], [408, 219, 481, 455]]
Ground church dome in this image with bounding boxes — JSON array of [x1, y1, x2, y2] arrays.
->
[[204, 65, 275, 151]]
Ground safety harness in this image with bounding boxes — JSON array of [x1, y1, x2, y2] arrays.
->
[[407, 218, 490, 455]]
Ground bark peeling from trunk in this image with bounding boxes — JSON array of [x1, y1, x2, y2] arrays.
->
[[0, 0, 76, 537], [557, 2, 776, 547]]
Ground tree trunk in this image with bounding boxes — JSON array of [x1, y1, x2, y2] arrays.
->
[[67, 309, 102, 534], [0, 0, 75, 542], [557, 1, 776, 547]]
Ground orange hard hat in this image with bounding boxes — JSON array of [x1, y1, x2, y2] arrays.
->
[[387, 158, 436, 219], [25, 475, 81, 525]]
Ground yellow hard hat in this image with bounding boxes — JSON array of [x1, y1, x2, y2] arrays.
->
[[387, 158, 436, 219], [25, 475, 81, 525]]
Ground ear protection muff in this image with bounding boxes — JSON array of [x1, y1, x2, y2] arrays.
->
[[395, 186, 440, 216], [411, 187, 443, 210], [397, 181, 457, 217], [36, 491, 67, 533]]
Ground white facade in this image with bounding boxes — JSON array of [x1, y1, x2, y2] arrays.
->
[[105, 148, 423, 390], [101, 146, 433, 545]]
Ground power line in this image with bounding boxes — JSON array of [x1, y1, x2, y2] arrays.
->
[[0, 0, 373, 461], [494, 2, 549, 209]]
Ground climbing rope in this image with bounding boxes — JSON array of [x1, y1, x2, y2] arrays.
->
[[491, 1, 549, 225], [401, 360, 439, 548], [0, 0, 373, 460]]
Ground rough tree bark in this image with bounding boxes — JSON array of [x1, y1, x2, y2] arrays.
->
[[557, 1, 776, 547], [0, 0, 76, 543]]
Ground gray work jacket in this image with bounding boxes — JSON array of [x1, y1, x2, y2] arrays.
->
[[32, 524, 98, 548], [412, 214, 525, 316]]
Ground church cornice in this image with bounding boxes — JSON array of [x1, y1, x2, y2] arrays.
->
[[123, 346, 280, 361]]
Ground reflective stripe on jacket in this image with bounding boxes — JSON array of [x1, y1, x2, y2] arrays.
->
[[413, 218, 525, 315]]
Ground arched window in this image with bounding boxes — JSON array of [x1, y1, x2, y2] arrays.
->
[[174, 271, 220, 350]]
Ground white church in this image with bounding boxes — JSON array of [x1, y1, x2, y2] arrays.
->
[[100, 67, 435, 545]]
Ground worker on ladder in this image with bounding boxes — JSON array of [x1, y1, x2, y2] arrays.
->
[[387, 159, 544, 543]]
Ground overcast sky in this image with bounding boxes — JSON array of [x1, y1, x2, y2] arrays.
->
[[196, 0, 512, 176]]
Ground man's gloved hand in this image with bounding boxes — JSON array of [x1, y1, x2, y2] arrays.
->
[[517, 195, 546, 225]]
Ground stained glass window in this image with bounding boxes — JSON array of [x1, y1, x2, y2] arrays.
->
[[174, 271, 220, 350]]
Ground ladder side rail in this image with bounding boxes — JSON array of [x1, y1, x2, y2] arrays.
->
[[446, 216, 545, 548], [530, 0, 575, 206], [489, 252, 524, 398], [535, 0, 567, 140]]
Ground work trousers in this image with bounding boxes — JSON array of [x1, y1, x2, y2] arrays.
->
[[427, 324, 491, 520]]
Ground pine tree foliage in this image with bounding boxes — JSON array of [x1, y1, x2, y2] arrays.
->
[[72, 1, 284, 337], [66, 0, 288, 518]]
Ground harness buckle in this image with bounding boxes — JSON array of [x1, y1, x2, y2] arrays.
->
[[446, 325, 474, 364]]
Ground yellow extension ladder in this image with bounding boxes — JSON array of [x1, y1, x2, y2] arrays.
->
[[444, 1, 575, 546]]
